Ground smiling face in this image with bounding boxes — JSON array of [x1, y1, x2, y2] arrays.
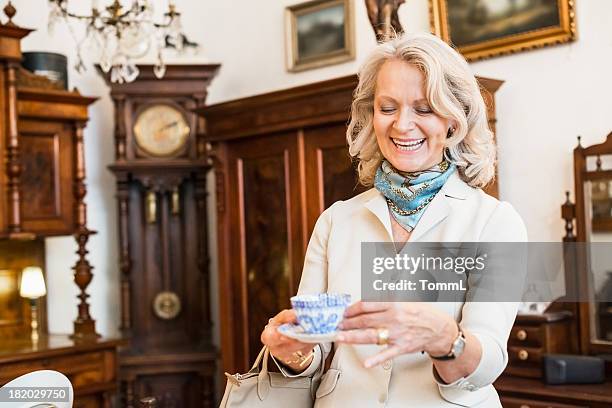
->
[[373, 59, 454, 173]]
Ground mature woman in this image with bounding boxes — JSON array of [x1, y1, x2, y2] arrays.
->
[[260, 32, 526, 407]]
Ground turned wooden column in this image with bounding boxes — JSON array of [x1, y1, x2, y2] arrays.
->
[[5, 62, 20, 233], [0, 3, 33, 237], [72, 121, 100, 340], [117, 174, 132, 333]]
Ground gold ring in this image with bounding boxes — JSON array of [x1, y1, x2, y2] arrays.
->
[[377, 328, 390, 345]]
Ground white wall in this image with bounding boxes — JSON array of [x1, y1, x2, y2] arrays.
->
[[12, 0, 612, 340]]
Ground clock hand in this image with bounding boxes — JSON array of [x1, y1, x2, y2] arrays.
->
[[159, 121, 179, 131]]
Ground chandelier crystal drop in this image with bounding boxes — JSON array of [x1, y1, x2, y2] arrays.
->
[[47, 0, 198, 83]]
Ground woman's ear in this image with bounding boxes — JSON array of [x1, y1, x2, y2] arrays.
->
[[446, 120, 458, 138]]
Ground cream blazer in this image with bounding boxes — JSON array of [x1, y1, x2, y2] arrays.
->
[[277, 171, 528, 407]]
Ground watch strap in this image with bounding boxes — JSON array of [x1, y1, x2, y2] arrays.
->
[[429, 323, 464, 361]]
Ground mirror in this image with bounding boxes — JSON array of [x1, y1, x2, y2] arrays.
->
[[585, 179, 612, 343], [572, 134, 612, 353]]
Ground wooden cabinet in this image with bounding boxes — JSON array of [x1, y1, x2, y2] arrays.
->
[[0, 65, 96, 239], [0, 335, 123, 408], [0, 12, 119, 408], [0, 11, 99, 340], [198, 74, 503, 374], [505, 312, 573, 378], [14, 88, 95, 237]]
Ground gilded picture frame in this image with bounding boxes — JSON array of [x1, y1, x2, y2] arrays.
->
[[429, 0, 577, 61], [285, 0, 355, 72]]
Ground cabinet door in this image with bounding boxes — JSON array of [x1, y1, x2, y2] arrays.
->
[[223, 132, 304, 371], [18, 120, 75, 235], [303, 124, 367, 237]]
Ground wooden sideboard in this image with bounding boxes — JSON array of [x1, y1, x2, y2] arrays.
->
[[0, 335, 124, 408]]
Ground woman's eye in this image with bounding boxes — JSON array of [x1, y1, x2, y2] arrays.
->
[[380, 107, 396, 113], [416, 107, 432, 114]]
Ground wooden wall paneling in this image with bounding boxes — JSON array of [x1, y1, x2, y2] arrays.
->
[[224, 132, 304, 371], [303, 124, 367, 237]]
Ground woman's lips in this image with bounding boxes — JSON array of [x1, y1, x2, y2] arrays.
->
[[391, 137, 425, 152]]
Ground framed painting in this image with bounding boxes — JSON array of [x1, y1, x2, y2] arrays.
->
[[285, 0, 355, 72], [430, 0, 577, 61]]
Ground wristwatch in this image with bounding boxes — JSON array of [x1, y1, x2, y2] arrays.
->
[[429, 324, 466, 361]]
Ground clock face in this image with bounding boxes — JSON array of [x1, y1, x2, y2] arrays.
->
[[133, 104, 190, 157]]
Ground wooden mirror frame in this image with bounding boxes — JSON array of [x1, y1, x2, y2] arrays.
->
[[570, 131, 612, 355]]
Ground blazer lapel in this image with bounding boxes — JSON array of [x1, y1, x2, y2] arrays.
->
[[364, 191, 393, 242], [409, 171, 470, 241], [408, 191, 450, 242]]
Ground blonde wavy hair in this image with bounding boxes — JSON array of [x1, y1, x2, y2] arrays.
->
[[346, 32, 496, 188]]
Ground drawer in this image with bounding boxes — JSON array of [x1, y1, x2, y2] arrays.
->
[[508, 346, 542, 366], [501, 396, 588, 408], [0, 351, 106, 390], [509, 326, 542, 347]]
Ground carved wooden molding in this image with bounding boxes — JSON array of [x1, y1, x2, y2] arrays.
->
[[16, 66, 63, 90]]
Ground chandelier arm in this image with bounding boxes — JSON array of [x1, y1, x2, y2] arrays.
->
[[53, 1, 141, 23], [51, 1, 94, 20]]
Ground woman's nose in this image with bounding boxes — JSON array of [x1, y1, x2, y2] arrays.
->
[[393, 109, 417, 133]]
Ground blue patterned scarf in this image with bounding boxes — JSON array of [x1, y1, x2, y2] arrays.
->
[[374, 159, 456, 231]]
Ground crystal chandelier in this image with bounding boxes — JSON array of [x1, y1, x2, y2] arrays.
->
[[48, 0, 197, 83]]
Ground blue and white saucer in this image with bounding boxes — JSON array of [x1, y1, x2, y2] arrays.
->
[[277, 323, 337, 343]]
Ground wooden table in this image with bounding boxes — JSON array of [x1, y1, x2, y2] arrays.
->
[[0, 335, 124, 408]]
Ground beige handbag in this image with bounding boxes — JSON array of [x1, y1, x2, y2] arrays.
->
[[220, 346, 324, 407]]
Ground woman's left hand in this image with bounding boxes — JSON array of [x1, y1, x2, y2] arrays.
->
[[336, 301, 458, 368]]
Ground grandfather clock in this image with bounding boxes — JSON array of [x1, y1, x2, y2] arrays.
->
[[99, 64, 220, 408]]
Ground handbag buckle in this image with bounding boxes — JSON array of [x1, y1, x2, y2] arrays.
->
[[225, 372, 242, 387]]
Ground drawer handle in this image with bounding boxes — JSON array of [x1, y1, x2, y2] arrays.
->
[[519, 405, 530, 408], [518, 349, 529, 360], [516, 329, 527, 341]]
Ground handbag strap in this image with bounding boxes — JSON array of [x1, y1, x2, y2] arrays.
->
[[248, 345, 268, 374], [257, 347, 272, 400]]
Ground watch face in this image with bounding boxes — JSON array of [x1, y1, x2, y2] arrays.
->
[[133, 104, 190, 157], [453, 333, 466, 357]]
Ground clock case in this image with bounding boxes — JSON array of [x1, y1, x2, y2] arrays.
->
[[99, 64, 220, 408]]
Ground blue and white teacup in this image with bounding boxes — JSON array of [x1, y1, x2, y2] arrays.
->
[[290, 293, 351, 334]]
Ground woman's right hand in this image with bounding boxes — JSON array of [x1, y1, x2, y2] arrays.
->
[[261, 309, 316, 373]]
